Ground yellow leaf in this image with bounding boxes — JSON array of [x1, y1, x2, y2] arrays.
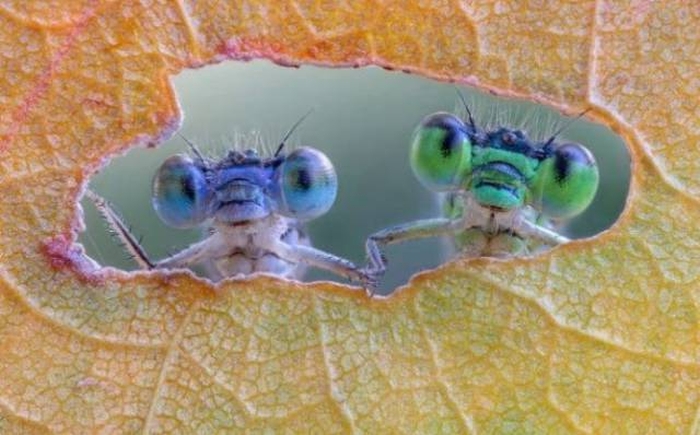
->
[[0, 1, 698, 433]]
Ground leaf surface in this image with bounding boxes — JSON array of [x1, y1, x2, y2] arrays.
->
[[0, 1, 698, 433]]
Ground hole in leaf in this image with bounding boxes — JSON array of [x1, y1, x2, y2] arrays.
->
[[80, 60, 631, 295]]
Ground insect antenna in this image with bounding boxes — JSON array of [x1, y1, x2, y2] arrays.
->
[[85, 189, 155, 269], [543, 108, 592, 148], [177, 132, 208, 166], [274, 108, 314, 157], [455, 87, 477, 131]]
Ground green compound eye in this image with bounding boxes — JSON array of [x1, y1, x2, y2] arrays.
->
[[410, 112, 472, 192], [534, 143, 599, 219]]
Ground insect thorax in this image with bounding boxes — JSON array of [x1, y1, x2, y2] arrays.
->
[[200, 213, 310, 281], [443, 192, 552, 257]]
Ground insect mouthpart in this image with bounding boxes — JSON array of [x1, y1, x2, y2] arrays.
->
[[474, 161, 524, 180], [214, 179, 270, 223], [470, 161, 526, 211]]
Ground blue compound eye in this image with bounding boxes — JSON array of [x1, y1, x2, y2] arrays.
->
[[152, 154, 211, 228], [277, 147, 337, 220]]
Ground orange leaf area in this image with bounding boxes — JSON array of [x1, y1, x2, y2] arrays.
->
[[0, 0, 699, 433]]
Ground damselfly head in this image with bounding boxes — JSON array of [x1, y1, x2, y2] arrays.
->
[[152, 143, 338, 227], [409, 109, 599, 216], [153, 110, 331, 226]]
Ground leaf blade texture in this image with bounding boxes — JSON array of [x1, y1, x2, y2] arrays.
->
[[0, 1, 698, 433]]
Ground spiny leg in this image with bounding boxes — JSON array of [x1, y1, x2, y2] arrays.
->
[[274, 242, 378, 291], [85, 189, 154, 269], [365, 217, 464, 287], [87, 189, 221, 274]]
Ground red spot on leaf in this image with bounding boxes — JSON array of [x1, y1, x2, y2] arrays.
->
[[42, 234, 105, 285]]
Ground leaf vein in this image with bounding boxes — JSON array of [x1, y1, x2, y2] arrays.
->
[[474, 272, 700, 368], [412, 296, 477, 435], [313, 297, 358, 434], [0, 268, 166, 350], [142, 300, 201, 434]]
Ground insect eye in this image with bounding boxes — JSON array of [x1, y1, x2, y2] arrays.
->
[[533, 143, 599, 219], [276, 147, 337, 220], [152, 154, 211, 228], [410, 112, 472, 192]]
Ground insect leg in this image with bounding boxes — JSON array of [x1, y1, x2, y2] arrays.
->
[[85, 189, 155, 269], [365, 218, 464, 275], [274, 242, 376, 290], [513, 218, 570, 245], [87, 189, 216, 273], [154, 236, 215, 269]]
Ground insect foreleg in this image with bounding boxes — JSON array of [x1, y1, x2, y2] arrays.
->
[[365, 218, 464, 275], [85, 190, 155, 269], [513, 218, 570, 246], [274, 242, 376, 291], [155, 237, 215, 269], [87, 189, 215, 273]]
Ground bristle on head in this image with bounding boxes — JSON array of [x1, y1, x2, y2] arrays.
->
[[179, 129, 301, 165], [452, 92, 583, 143]]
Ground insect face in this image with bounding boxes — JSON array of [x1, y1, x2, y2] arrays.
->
[[208, 151, 278, 224], [531, 142, 599, 219], [152, 146, 339, 228], [468, 128, 542, 211], [408, 112, 599, 217]]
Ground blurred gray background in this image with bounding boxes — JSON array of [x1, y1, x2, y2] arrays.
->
[[80, 60, 630, 294]]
